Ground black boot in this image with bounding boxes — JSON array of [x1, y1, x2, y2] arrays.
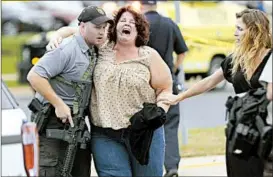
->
[[164, 169, 178, 177]]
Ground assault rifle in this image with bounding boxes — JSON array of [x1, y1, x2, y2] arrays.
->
[[46, 80, 92, 177]]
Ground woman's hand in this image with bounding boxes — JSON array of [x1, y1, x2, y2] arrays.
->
[[46, 34, 63, 51], [157, 93, 182, 105]]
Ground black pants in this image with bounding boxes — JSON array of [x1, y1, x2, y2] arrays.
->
[[32, 113, 91, 177], [225, 139, 264, 177], [164, 103, 180, 170], [39, 136, 91, 177]]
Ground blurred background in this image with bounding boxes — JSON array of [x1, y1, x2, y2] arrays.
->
[[1, 1, 272, 175], [1, 0, 272, 88]]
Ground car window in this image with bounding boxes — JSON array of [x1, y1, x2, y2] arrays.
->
[[2, 89, 14, 110], [1, 81, 18, 110]]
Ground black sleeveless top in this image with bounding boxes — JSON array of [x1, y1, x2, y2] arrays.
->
[[221, 50, 272, 94]]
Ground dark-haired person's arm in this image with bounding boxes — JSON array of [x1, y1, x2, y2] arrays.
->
[[173, 22, 188, 74]]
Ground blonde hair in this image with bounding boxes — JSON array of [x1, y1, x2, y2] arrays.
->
[[231, 9, 272, 80]]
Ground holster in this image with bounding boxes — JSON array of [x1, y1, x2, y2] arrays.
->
[[225, 96, 259, 159], [228, 123, 259, 159], [255, 109, 273, 159], [257, 124, 272, 159], [28, 98, 53, 134], [172, 76, 183, 94], [225, 122, 235, 140], [225, 96, 239, 140]]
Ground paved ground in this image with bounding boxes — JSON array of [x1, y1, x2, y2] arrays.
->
[[89, 155, 227, 176], [5, 78, 228, 176], [8, 86, 34, 96]]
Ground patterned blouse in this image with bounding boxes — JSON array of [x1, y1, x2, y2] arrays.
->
[[90, 41, 157, 130]]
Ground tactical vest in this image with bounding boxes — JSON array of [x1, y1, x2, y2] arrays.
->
[[29, 46, 97, 137], [54, 46, 97, 115], [225, 88, 272, 160]]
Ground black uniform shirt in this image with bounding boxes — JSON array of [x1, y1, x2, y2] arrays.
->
[[221, 50, 272, 94], [145, 11, 188, 74]]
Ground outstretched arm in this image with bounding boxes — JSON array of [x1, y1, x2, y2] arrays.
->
[[46, 27, 78, 50], [157, 68, 225, 105]]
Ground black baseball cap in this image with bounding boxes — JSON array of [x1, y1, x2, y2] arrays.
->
[[140, 0, 157, 5], [78, 6, 113, 25]]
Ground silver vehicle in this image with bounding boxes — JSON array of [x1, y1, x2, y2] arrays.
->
[[1, 80, 27, 176], [2, 1, 54, 36]]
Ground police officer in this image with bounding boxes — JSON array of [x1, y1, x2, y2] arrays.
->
[[140, 1, 188, 176], [27, 6, 112, 177]]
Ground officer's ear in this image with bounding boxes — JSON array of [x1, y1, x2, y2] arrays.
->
[[79, 22, 85, 27], [79, 22, 85, 34]]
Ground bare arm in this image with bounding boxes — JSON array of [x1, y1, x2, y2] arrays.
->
[[150, 49, 173, 112], [157, 68, 225, 105], [27, 66, 74, 127], [27, 70, 64, 108], [47, 27, 78, 50], [173, 52, 186, 73], [173, 21, 188, 73], [177, 68, 225, 101], [27, 47, 77, 127], [54, 26, 77, 38]]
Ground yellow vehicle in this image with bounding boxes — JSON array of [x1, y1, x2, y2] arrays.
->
[[19, 1, 246, 89], [155, 1, 246, 88]]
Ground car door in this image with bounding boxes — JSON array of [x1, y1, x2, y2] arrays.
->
[[1, 81, 27, 176]]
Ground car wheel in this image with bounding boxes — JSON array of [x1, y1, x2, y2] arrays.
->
[[208, 56, 227, 90], [2, 21, 19, 36]]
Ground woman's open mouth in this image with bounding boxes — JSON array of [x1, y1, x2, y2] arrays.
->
[[122, 28, 131, 35]]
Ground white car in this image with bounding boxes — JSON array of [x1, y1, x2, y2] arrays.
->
[[1, 80, 27, 176]]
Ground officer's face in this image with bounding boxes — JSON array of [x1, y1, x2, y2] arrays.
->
[[234, 18, 246, 44], [80, 21, 107, 47], [116, 12, 137, 44]]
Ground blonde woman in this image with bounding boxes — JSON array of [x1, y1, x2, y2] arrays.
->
[[158, 9, 272, 177]]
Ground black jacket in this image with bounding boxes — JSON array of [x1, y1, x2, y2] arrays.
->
[[128, 103, 166, 165]]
